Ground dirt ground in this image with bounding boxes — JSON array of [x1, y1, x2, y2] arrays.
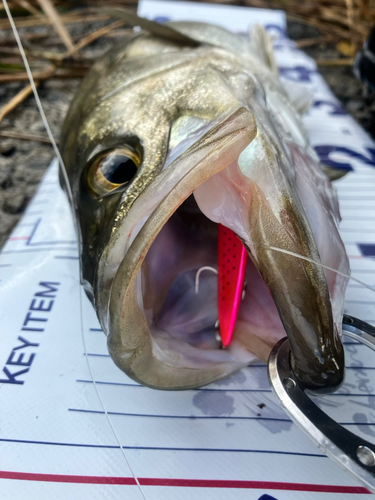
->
[[0, 16, 374, 249]]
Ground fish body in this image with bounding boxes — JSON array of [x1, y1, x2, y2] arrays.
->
[[60, 19, 349, 393]]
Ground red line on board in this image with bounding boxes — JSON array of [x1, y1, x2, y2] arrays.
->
[[0, 471, 371, 493], [0, 471, 135, 485]]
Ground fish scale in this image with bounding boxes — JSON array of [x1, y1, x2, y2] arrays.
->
[[218, 224, 248, 347]]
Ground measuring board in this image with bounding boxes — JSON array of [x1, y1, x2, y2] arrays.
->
[[1, 1, 375, 498]]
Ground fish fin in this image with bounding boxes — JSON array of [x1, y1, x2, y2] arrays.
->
[[250, 24, 314, 115], [321, 164, 350, 181], [281, 80, 314, 115], [100, 7, 200, 47], [249, 24, 277, 74]]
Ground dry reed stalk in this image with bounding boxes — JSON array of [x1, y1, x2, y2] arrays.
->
[[0, 82, 40, 122], [14, 19, 126, 62], [297, 35, 334, 47], [0, 67, 88, 82], [13, 0, 43, 17], [0, 64, 55, 82], [64, 19, 125, 58], [0, 12, 110, 30], [0, 130, 55, 143], [0, 57, 25, 67], [316, 57, 355, 65], [0, 47, 24, 55], [345, 0, 355, 28], [35, 0, 74, 50], [0, 1, 17, 8], [321, 6, 352, 25]]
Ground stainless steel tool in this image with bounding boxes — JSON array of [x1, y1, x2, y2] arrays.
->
[[268, 315, 375, 493]]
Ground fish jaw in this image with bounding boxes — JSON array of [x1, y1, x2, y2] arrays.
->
[[96, 103, 347, 393], [193, 124, 347, 393], [104, 108, 258, 389], [248, 182, 345, 393]]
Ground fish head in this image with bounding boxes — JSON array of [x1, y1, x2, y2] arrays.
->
[[60, 24, 349, 393]]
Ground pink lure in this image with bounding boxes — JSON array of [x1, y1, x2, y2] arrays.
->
[[218, 224, 247, 347]]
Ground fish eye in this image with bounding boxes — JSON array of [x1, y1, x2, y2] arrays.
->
[[88, 146, 141, 196]]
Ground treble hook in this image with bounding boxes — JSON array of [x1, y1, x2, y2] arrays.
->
[[268, 315, 375, 493]]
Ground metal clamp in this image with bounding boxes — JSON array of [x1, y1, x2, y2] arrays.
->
[[268, 315, 375, 493], [343, 314, 375, 350]]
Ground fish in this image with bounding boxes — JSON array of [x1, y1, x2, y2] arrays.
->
[[59, 11, 350, 394]]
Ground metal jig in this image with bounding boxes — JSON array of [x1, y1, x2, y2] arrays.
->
[[217, 224, 248, 347], [268, 315, 375, 493]]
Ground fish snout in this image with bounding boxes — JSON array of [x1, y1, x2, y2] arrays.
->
[[248, 181, 345, 394]]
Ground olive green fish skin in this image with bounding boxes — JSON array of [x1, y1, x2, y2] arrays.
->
[[59, 21, 348, 392], [60, 26, 246, 287]]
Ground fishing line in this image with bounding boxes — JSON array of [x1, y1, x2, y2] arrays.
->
[[265, 245, 375, 294], [78, 287, 148, 500], [2, 2, 148, 497]]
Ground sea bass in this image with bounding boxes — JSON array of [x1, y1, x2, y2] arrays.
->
[[60, 13, 350, 393]]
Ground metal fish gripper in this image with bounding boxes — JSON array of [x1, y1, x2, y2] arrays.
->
[[268, 315, 375, 493]]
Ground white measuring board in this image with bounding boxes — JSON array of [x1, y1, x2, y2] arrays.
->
[[1, 1, 375, 498]]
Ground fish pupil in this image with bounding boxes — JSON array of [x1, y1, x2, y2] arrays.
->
[[100, 154, 138, 184]]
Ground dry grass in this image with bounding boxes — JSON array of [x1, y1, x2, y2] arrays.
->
[[199, 0, 374, 47], [0, 0, 373, 139], [0, 2, 136, 125]]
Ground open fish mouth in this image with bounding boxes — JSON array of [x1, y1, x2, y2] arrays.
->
[[95, 108, 348, 393], [57, 19, 350, 394]]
